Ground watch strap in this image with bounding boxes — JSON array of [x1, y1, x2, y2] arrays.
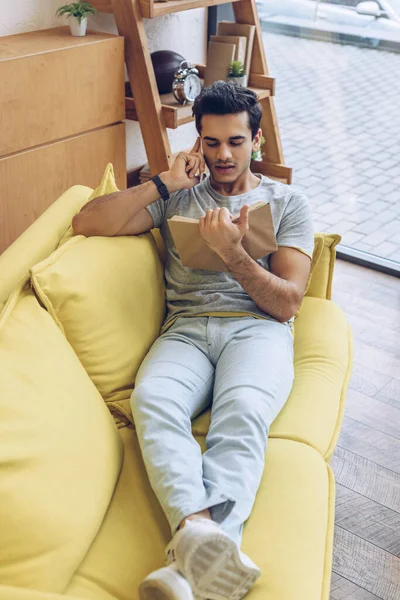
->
[[151, 174, 170, 201]]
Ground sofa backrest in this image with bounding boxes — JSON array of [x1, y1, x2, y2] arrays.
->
[[0, 185, 92, 309]]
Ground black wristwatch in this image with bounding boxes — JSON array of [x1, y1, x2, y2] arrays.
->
[[151, 174, 170, 201]]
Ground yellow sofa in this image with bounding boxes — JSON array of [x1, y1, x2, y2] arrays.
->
[[0, 176, 352, 600]]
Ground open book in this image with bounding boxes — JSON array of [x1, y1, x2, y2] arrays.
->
[[167, 201, 277, 272]]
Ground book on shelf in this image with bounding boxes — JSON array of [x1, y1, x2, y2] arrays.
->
[[209, 35, 247, 65], [204, 41, 236, 88], [167, 201, 277, 272], [216, 21, 256, 79]]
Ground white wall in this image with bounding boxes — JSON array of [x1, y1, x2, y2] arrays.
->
[[0, 1, 207, 170]]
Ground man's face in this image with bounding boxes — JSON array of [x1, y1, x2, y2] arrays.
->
[[200, 112, 262, 183]]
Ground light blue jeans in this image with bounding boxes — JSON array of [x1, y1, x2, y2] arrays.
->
[[130, 316, 294, 546]]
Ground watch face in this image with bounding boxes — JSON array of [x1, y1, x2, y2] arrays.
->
[[183, 74, 202, 102]]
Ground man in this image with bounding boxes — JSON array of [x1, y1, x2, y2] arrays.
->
[[73, 81, 314, 600]]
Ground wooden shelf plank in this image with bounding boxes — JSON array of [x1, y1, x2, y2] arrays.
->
[[143, 0, 242, 19], [251, 160, 292, 184], [126, 77, 272, 129], [92, 0, 242, 18], [196, 64, 275, 96], [249, 85, 272, 101], [248, 74, 275, 96], [0, 26, 119, 56]]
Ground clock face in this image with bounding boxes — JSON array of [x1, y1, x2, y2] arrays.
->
[[184, 74, 202, 102]]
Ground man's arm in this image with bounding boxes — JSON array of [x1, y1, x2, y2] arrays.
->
[[72, 178, 164, 237], [199, 206, 311, 322], [221, 245, 310, 322], [72, 137, 205, 237]]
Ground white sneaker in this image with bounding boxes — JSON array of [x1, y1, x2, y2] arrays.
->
[[165, 518, 261, 600], [139, 561, 195, 600]]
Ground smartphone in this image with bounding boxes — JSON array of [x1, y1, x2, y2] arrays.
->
[[199, 138, 206, 183]]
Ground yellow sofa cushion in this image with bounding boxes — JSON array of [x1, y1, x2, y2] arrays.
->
[[87, 162, 120, 201], [57, 163, 118, 248], [0, 588, 89, 600], [0, 284, 122, 592], [192, 296, 352, 459], [306, 233, 341, 300], [30, 162, 165, 421], [0, 185, 92, 311], [65, 428, 334, 600], [30, 233, 165, 417], [305, 233, 324, 295]]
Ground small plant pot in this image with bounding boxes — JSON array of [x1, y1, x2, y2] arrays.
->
[[227, 75, 247, 87], [69, 17, 87, 37], [252, 149, 263, 162]]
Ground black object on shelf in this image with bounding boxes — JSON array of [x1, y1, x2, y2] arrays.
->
[[152, 50, 187, 94], [126, 51, 187, 97]]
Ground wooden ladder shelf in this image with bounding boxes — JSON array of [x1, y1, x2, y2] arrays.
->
[[91, 0, 292, 184]]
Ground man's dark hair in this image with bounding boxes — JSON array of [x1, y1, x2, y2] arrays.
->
[[192, 81, 262, 140]]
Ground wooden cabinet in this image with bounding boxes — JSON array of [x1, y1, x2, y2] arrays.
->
[[0, 27, 126, 252], [0, 124, 126, 254]]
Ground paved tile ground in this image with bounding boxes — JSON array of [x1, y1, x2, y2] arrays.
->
[[261, 29, 400, 264]]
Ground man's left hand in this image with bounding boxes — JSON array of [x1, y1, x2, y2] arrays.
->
[[199, 206, 249, 259]]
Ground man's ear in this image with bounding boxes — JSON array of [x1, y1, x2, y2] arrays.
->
[[253, 128, 263, 150]]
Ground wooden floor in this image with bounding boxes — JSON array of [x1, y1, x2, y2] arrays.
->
[[329, 259, 400, 600]]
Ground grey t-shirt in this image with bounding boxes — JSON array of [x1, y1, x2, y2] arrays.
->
[[146, 174, 314, 332]]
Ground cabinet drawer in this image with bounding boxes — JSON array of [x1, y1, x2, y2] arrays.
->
[[0, 123, 126, 253], [0, 27, 125, 157]]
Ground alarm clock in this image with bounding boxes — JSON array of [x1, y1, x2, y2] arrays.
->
[[151, 50, 186, 94], [172, 61, 202, 105]]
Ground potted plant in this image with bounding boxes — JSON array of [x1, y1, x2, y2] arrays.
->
[[252, 136, 266, 161], [226, 60, 247, 87], [56, 2, 98, 37]]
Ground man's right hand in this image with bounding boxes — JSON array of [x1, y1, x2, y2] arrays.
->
[[160, 137, 206, 194]]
